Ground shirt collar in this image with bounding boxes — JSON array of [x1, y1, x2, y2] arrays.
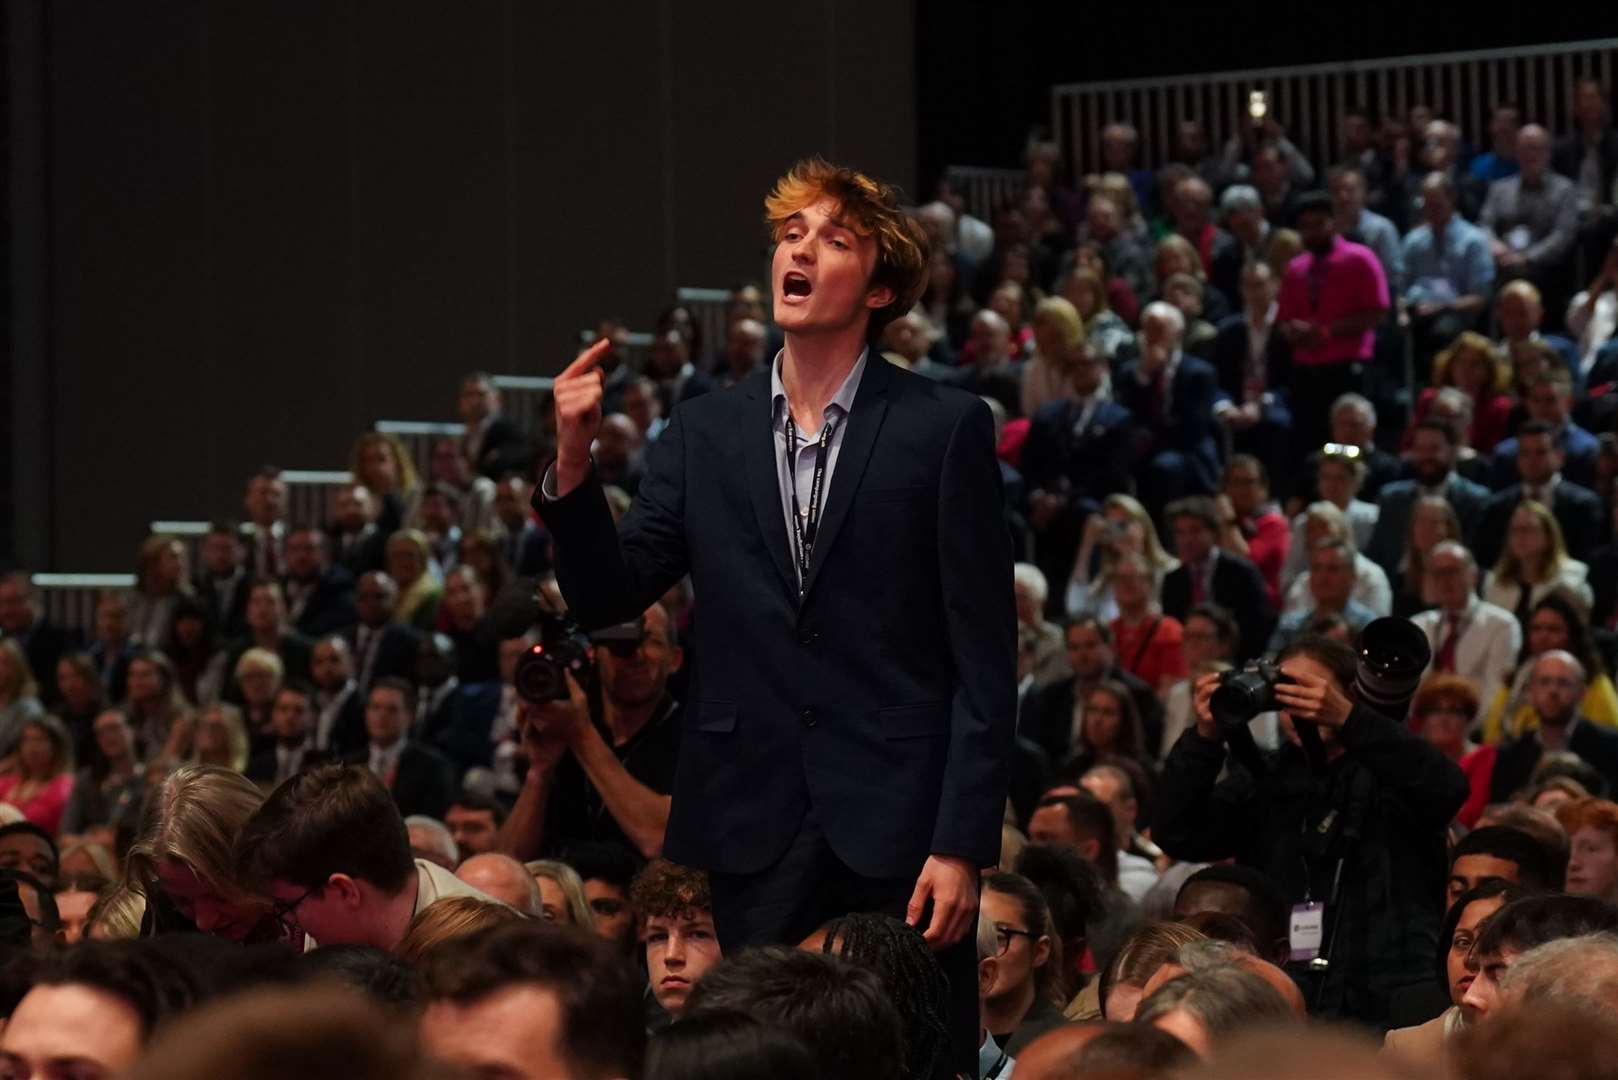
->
[[770, 347, 869, 430]]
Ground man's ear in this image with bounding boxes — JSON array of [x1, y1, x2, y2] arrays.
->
[[329, 873, 363, 908], [865, 283, 896, 311], [1079, 837, 1102, 864]]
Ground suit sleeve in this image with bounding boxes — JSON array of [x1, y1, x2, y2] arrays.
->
[[930, 399, 1018, 863], [1153, 729, 1254, 862], [535, 405, 693, 630]]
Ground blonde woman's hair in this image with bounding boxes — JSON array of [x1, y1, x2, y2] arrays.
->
[[523, 860, 597, 930], [1101, 493, 1178, 574], [134, 534, 192, 597], [394, 896, 525, 965], [348, 432, 419, 498], [16, 714, 74, 780], [125, 764, 267, 915], [234, 647, 285, 683], [1032, 296, 1086, 355], [1154, 233, 1204, 284], [0, 639, 40, 703], [1302, 502, 1354, 548], [86, 880, 147, 941], [1495, 499, 1571, 585]]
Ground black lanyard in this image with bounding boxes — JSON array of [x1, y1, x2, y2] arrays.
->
[[785, 412, 836, 593]]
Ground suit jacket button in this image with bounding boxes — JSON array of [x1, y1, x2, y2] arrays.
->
[[800, 708, 816, 727]]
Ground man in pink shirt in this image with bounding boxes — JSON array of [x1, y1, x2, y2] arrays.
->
[[1276, 190, 1390, 459]]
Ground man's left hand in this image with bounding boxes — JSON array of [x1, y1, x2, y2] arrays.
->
[[530, 670, 591, 748], [906, 854, 979, 949], [1273, 669, 1353, 729]]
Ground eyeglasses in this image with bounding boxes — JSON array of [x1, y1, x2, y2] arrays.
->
[[269, 884, 320, 936], [995, 925, 1037, 956]]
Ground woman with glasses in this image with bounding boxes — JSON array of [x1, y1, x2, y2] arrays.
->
[[978, 872, 1065, 1056], [123, 764, 278, 943], [1482, 502, 1591, 625]]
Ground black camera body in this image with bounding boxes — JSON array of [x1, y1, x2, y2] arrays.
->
[[1210, 659, 1295, 733], [513, 612, 594, 704]]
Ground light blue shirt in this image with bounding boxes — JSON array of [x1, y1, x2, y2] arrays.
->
[[770, 348, 868, 588], [1351, 209, 1405, 296], [1401, 216, 1496, 305], [979, 1031, 1015, 1079]]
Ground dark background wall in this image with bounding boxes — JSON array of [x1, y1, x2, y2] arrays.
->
[[14, 0, 914, 571]]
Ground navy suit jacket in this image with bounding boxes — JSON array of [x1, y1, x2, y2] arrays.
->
[[536, 356, 1016, 878], [1161, 550, 1276, 663], [1018, 397, 1137, 506], [1366, 475, 1492, 569], [1210, 315, 1293, 423], [1115, 355, 1223, 493], [1490, 721, 1618, 802], [1491, 423, 1601, 491], [1472, 480, 1605, 567]]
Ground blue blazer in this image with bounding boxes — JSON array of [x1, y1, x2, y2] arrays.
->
[[1116, 355, 1223, 493], [1018, 397, 1137, 505], [536, 356, 1016, 878]]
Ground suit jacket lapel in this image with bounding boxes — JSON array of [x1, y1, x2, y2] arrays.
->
[[742, 369, 799, 598], [802, 357, 891, 600]]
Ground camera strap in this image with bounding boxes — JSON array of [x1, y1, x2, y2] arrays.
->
[[786, 413, 837, 595]]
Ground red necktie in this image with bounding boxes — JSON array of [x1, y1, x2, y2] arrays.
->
[[1190, 562, 1207, 605], [1435, 614, 1460, 673]]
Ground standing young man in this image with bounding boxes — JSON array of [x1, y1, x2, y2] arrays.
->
[[537, 158, 1015, 1070]]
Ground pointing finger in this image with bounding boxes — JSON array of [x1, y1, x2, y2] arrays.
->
[[559, 339, 613, 380]]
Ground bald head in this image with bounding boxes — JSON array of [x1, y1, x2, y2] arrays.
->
[[1518, 124, 1552, 178], [455, 853, 543, 917]]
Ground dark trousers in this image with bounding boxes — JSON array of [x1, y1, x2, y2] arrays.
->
[[708, 808, 980, 1079], [1290, 361, 1364, 464]]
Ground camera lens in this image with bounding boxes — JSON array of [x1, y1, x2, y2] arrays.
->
[[1210, 670, 1278, 731], [514, 651, 565, 704], [1355, 617, 1432, 718]]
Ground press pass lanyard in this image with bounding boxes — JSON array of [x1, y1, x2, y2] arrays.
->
[[786, 412, 836, 594]]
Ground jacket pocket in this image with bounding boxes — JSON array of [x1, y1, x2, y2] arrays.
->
[[687, 700, 737, 733], [880, 702, 949, 739]]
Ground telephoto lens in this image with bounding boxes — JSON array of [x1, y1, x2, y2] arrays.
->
[[1354, 617, 1432, 719]]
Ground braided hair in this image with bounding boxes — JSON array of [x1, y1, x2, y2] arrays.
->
[[818, 912, 953, 1080]]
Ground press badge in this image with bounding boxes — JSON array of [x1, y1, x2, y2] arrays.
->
[[1290, 902, 1325, 962]]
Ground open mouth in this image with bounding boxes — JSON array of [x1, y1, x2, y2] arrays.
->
[[782, 272, 813, 301]]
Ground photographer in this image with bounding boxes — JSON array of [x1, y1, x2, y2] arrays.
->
[[1153, 633, 1468, 1028], [497, 602, 683, 862]]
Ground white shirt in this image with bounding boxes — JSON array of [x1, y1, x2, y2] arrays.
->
[[1246, 302, 1278, 393], [1284, 554, 1393, 618], [1412, 597, 1522, 723], [368, 737, 407, 783], [1482, 560, 1592, 615], [1117, 850, 1160, 903], [315, 681, 357, 752], [1569, 289, 1618, 376]]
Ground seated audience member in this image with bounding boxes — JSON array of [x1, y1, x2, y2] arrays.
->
[[122, 648, 194, 764], [1212, 456, 1290, 606], [1460, 892, 1618, 1020], [238, 467, 288, 580], [351, 677, 456, 820], [1172, 864, 1291, 966], [683, 946, 905, 1080], [190, 702, 250, 773], [328, 482, 387, 578], [1409, 676, 1495, 827], [1445, 826, 1561, 911], [1014, 564, 1071, 689], [84, 590, 133, 700], [245, 681, 331, 787], [1160, 496, 1274, 664], [1135, 962, 1295, 1058], [308, 635, 367, 756], [1014, 841, 1115, 999], [127, 534, 192, 651], [1211, 262, 1294, 471], [1081, 763, 1162, 902], [525, 859, 596, 928], [411, 633, 478, 769], [1268, 539, 1376, 652], [1489, 650, 1618, 800], [0, 716, 75, 835], [1473, 420, 1604, 566], [1156, 635, 1468, 1027], [499, 604, 682, 861], [1559, 797, 1618, 904], [1383, 879, 1527, 1073], [1016, 1022, 1194, 1080], [458, 371, 532, 479], [1116, 302, 1222, 513], [628, 858, 719, 1021], [1098, 920, 1206, 1020], [455, 852, 543, 916], [1061, 494, 1176, 625], [0, 572, 80, 707], [1020, 297, 1087, 418], [418, 921, 645, 1080], [281, 526, 357, 639], [1498, 933, 1618, 1022], [439, 567, 499, 685], [1290, 392, 1401, 511], [165, 600, 228, 707], [1108, 554, 1186, 695], [1481, 125, 1580, 299], [1469, 103, 1523, 183], [413, 483, 466, 572], [1384, 496, 1458, 618], [445, 792, 504, 858], [1403, 172, 1497, 368], [54, 872, 103, 945], [1481, 500, 1591, 617], [1058, 267, 1134, 363], [1281, 502, 1390, 617], [383, 530, 443, 634], [491, 474, 551, 577], [1426, 388, 1496, 488], [236, 763, 492, 950], [1029, 792, 1124, 893], [396, 895, 525, 966], [0, 940, 206, 1078], [1366, 420, 1491, 567], [1411, 542, 1521, 723], [1569, 234, 1618, 376], [1492, 366, 1599, 490], [977, 871, 1066, 1055], [60, 709, 145, 835], [556, 842, 641, 952], [1160, 604, 1239, 754], [1410, 333, 1515, 455], [645, 1010, 817, 1080], [1063, 677, 1152, 775], [223, 580, 313, 701], [1151, 233, 1231, 328], [1483, 591, 1618, 744], [124, 764, 272, 941], [426, 434, 499, 535], [52, 651, 105, 762], [1161, 272, 1219, 359], [406, 815, 459, 871], [0, 820, 58, 888]]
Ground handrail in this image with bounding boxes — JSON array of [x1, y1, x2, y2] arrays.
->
[[32, 573, 135, 588], [281, 469, 353, 484], [375, 420, 467, 436], [491, 375, 554, 393], [150, 520, 210, 535]]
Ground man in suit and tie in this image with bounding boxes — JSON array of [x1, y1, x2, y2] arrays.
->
[[240, 467, 288, 580], [327, 484, 386, 578], [1473, 420, 1605, 566], [1410, 542, 1521, 725], [1020, 615, 1165, 762], [282, 527, 358, 639], [195, 521, 252, 640], [1490, 650, 1618, 798], [492, 475, 552, 577], [346, 572, 422, 696], [0, 573, 80, 707], [1019, 346, 1136, 605], [247, 681, 332, 787], [459, 373, 532, 481], [1366, 420, 1492, 568], [351, 677, 457, 821], [1160, 496, 1275, 662], [1491, 367, 1601, 490], [1116, 302, 1223, 515], [309, 635, 367, 758], [534, 159, 1014, 1074], [1211, 261, 1294, 482]]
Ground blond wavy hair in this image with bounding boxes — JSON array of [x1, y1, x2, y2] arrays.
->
[[125, 764, 268, 914]]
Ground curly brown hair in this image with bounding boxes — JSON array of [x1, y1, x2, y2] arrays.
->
[[628, 858, 712, 920]]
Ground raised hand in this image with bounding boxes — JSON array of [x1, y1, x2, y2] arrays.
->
[[553, 339, 612, 497]]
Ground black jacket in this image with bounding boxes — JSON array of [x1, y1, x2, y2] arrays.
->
[[1489, 720, 1618, 802], [537, 357, 1016, 878], [1472, 480, 1605, 567], [1018, 398, 1137, 509], [1019, 669, 1166, 763], [1161, 550, 1275, 663], [15, 617, 81, 707], [470, 416, 532, 480], [286, 567, 358, 639], [346, 743, 458, 821], [1154, 706, 1469, 1027]]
